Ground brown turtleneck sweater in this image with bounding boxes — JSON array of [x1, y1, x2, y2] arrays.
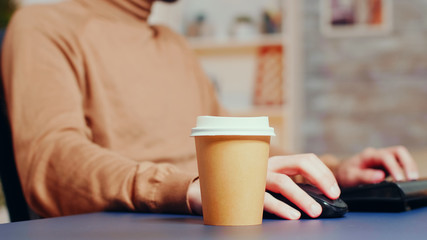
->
[[1, 0, 225, 217]]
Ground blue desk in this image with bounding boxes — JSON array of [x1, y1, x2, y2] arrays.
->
[[1, 209, 427, 239]]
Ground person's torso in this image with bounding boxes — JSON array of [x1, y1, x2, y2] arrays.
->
[[35, 0, 218, 169]]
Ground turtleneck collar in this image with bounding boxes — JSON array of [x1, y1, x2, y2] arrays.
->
[[76, 0, 154, 23]]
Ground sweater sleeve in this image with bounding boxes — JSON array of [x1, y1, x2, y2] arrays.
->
[[1, 8, 195, 217]]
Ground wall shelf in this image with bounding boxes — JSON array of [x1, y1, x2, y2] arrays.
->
[[189, 33, 285, 51]]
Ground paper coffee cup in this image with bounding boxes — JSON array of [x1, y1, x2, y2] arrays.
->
[[191, 116, 275, 226]]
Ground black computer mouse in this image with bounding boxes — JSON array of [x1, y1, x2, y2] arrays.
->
[[264, 183, 348, 219]]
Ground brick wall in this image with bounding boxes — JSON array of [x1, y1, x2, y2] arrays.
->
[[303, 0, 427, 156]]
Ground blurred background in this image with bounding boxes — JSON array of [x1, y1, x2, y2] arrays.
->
[[1, 0, 427, 223]]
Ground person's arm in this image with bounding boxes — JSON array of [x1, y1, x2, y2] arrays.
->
[[2, 9, 196, 217]]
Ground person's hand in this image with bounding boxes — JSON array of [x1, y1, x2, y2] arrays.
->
[[335, 146, 419, 188], [264, 154, 341, 220], [187, 154, 340, 220], [186, 178, 202, 215]]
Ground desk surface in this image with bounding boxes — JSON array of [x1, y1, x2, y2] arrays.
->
[[1, 208, 427, 240]]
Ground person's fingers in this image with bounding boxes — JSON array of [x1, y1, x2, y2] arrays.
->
[[375, 150, 405, 182], [360, 148, 405, 182], [360, 147, 376, 161], [264, 192, 301, 220], [354, 168, 386, 185], [386, 146, 419, 180], [268, 154, 340, 200], [265, 172, 322, 218]]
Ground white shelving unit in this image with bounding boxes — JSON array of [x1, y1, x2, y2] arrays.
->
[[150, 0, 303, 153]]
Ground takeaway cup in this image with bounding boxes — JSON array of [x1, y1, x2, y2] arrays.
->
[[191, 116, 275, 226]]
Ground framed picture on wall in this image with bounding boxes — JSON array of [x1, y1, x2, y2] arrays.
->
[[321, 0, 393, 37]]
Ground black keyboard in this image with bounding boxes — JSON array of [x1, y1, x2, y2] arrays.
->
[[340, 179, 427, 212]]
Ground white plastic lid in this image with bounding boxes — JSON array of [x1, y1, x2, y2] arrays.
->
[[191, 116, 275, 136]]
